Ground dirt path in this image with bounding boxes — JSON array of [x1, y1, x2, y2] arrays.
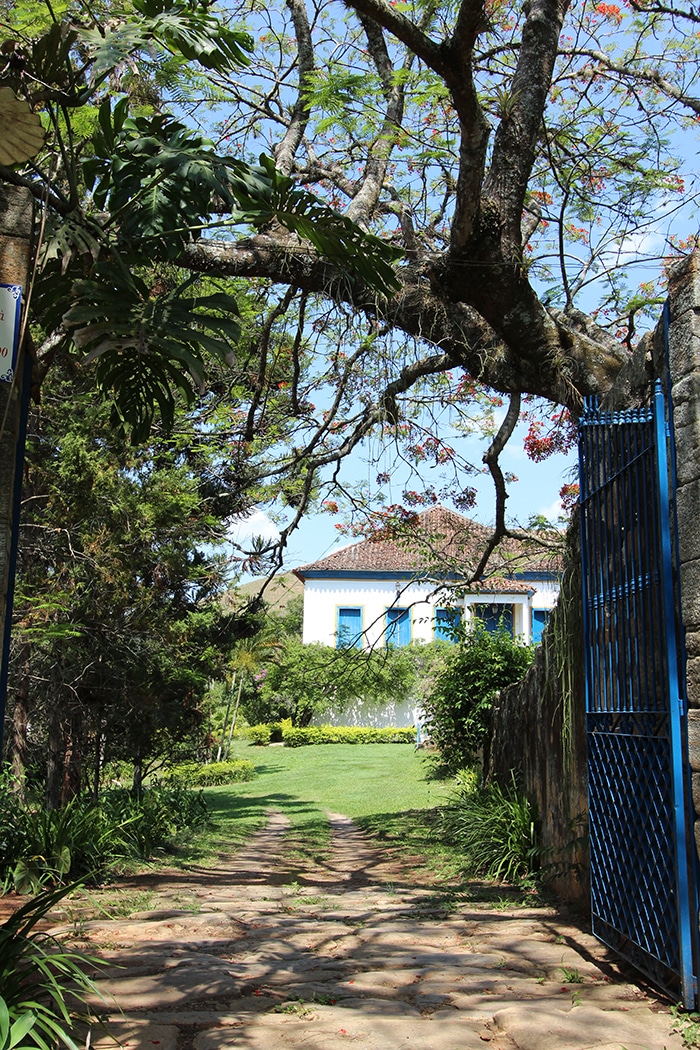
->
[[54, 812, 684, 1050]]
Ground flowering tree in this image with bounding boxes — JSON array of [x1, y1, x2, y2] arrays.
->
[[5, 0, 700, 571]]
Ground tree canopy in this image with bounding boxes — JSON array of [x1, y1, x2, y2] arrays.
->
[[3, 0, 700, 570]]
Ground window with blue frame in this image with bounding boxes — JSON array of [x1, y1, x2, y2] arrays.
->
[[531, 608, 550, 644], [386, 607, 411, 647], [434, 607, 461, 641], [473, 603, 514, 636], [337, 607, 362, 649]]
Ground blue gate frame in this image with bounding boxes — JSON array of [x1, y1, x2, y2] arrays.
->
[[579, 383, 697, 1007]]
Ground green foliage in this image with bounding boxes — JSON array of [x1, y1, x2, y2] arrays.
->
[[251, 639, 415, 726], [12, 0, 402, 441], [100, 786, 210, 859], [671, 1005, 700, 1048], [0, 883, 104, 1050], [245, 724, 272, 746], [422, 626, 534, 775], [437, 773, 539, 883], [11, 798, 134, 893], [162, 759, 256, 787], [0, 777, 211, 891], [12, 366, 249, 800], [281, 725, 416, 747]]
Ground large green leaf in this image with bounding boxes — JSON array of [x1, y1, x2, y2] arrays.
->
[[61, 263, 241, 440], [82, 0, 253, 80]]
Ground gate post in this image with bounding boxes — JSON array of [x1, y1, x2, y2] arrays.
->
[[665, 253, 700, 865]]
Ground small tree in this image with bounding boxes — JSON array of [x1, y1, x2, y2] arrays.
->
[[423, 625, 534, 776], [250, 639, 416, 726]]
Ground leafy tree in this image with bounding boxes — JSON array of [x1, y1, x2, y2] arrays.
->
[[249, 638, 416, 726], [7, 364, 250, 803], [0, 0, 400, 439], [83, 0, 698, 569], [422, 625, 534, 775]]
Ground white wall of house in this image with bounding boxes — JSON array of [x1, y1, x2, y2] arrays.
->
[[301, 574, 560, 649], [309, 697, 419, 729]]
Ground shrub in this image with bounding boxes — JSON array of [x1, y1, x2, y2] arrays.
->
[[282, 725, 416, 747], [437, 772, 539, 883], [100, 786, 210, 859], [0, 778, 212, 891], [163, 760, 256, 787], [0, 883, 104, 1050], [246, 723, 272, 745], [422, 624, 534, 774], [12, 797, 134, 892]]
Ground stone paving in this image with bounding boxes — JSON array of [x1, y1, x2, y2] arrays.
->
[[54, 812, 685, 1050]]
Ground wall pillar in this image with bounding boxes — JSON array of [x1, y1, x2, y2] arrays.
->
[[0, 184, 34, 754], [664, 252, 700, 860]]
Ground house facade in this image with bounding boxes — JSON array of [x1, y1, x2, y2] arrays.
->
[[294, 506, 561, 651]]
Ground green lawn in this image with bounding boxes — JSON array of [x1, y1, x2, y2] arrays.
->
[[184, 741, 457, 877]]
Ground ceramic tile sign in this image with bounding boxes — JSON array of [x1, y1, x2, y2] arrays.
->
[[0, 284, 22, 383]]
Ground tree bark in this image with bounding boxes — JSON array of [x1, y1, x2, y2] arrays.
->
[[9, 639, 30, 793]]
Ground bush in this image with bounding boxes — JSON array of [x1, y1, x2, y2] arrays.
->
[[437, 772, 539, 883], [100, 785, 210, 859], [246, 723, 272, 745], [0, 883, 105, 1050], [422, 624, 534, 775], [282, 725, 416, 746], [163, 760, 256, 787], [0, 778, 212, 891]]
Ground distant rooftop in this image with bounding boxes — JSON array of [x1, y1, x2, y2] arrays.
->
[[294, 505, 561, 587]]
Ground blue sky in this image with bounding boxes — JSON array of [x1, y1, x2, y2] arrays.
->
[[228, 412, 577, 575]]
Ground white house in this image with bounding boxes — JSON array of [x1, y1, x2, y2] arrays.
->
[[294, 505, 561, 651]]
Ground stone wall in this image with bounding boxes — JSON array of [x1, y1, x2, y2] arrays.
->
[[484, 517, 589, 903], [664, 253, 700, 865]]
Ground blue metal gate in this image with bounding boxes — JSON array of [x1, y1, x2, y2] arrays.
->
[[579, 383, 697, 1007]]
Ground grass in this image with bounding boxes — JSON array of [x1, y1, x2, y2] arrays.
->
[[176, 741, 454, 876], [113, 742, 542, 907]]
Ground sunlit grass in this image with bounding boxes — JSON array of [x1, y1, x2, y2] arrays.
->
[[174, 741, 452, 872]]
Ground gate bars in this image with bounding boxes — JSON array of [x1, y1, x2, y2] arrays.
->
[[579, 383, 697, 1008]]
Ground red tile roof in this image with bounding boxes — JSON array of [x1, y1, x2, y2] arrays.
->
[[295, 506, 561, 590]]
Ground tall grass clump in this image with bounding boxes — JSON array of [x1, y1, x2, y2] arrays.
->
[[0, 883, 104, 1050], [438, 772, 539, 883], [0, 773, 212, 892]]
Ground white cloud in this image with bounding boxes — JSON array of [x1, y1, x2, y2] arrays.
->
[[538, 497, 565, 522], [227, 509, 280, 549]]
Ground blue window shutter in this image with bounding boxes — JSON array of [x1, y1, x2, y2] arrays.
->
[[434, 607, 461, 641], [532, 608, 549, 644], [337, 607, 362, 649], [386, 608, 410, 646]]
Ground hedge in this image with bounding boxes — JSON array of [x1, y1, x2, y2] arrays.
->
[[282, 725, 416, 747], [163, 759, 257, 786]]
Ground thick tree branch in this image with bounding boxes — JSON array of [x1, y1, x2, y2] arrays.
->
[[273, 0, 315, 175], [179, 237, 629, 407], [483, 0, 570, 248], [342, 0, 447, 75]]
